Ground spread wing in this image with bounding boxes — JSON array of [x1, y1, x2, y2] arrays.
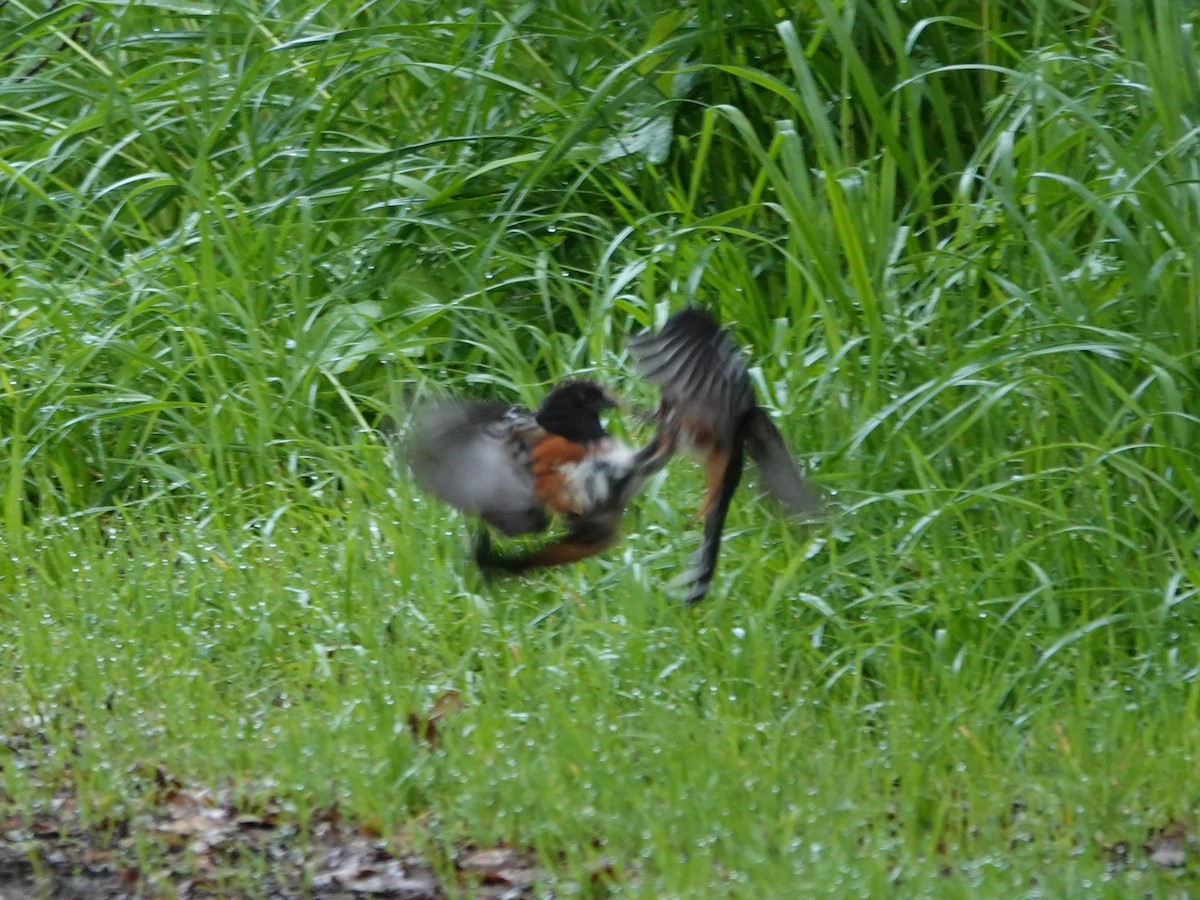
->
[[405, 400, 549, 537], [629, 307, 755, 452]]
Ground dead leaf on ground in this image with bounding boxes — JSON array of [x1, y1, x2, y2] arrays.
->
[[0, 745, 549, 899], [406, 689, 465, 748], [459, 847, 523, 872], [1143, 820, 1190, 869], [584, 854, 618, 882], [313, 835, 441, 896], [1101, 838, 1130, 872], [458, 844, 545, 889], [157, 786, 234, 846]]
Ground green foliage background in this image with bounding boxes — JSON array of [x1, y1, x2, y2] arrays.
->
[[2, 0, 1199, 893]]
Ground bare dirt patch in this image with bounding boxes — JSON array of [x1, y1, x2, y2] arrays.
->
[[0, 785, 545, 898]]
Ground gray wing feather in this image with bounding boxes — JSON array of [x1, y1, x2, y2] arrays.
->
[[630, 309, 754, 441], [406, 400, 547, 536]]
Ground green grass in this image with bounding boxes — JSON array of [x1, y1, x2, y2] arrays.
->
[[3, 0, 1200, 894]]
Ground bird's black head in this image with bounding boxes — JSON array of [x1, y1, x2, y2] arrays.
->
[[535, 379, 618, 444]]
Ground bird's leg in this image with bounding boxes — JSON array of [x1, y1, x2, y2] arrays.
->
[[681, 411, 752, 604]]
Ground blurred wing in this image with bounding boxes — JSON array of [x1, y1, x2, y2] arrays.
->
[[406, 400, 548, 536], [629, 308, 755, 446], [744, 408, 824, 518]]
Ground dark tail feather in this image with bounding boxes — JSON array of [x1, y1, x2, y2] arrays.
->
[[744, 408, 824, 518]]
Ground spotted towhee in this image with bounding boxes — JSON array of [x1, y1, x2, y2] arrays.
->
[[406, 379, 673, 573], [630, 308, 823, 602], [405, 309, 821, 602]]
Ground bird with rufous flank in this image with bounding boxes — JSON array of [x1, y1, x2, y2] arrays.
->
[[403, 308, 822, 602], [630, 308, 823, 602], [406, 378, 672, 574]]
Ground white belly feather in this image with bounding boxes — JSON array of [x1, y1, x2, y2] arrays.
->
[[558, 441, 638, 514]]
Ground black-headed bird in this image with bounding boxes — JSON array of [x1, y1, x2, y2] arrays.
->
[[406, 379, 672, 572]]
